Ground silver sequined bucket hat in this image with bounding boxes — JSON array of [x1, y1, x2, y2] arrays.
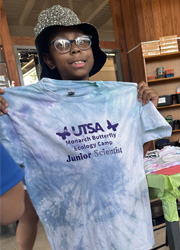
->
[[34, 5, 107, 79]]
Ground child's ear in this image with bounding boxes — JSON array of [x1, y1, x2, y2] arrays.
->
[[43, 53, 56, 70]]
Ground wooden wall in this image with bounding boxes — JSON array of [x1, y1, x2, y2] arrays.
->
[[119, 0, 180, 82], [110, 0, 130, 81], [120, 0, 180, 51]]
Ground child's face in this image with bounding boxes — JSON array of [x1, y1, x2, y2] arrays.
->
[[43, 27, 94, 80]]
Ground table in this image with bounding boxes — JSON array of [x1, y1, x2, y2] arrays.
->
[[147, 172, 180, 250]]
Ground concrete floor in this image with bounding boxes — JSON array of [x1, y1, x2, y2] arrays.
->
[[0, 220, 175, 250]]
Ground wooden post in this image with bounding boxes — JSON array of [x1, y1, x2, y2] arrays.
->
[[0, 0, 21, 86]]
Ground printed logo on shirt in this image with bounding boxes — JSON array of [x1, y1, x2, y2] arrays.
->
[[56, 120, 119, 140], [56, 120, 123, 162]]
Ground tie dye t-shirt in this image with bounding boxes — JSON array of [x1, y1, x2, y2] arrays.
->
[[0, 79, 171, 250]]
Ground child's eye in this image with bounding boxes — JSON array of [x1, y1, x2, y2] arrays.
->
[[76, 37, 90, 47], [55, 40, 69, 49], [79, 39, 86, 44]]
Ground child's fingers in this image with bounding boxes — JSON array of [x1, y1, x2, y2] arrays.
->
[[137, 81, 148, 101], [0, 88, 5, 94], [0, 96, 9, 115], [137, 81, 148, 91], [137, 80, 159, 107], [139, 87, 159, 107]]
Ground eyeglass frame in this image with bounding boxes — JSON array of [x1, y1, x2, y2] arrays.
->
[[50, 35, 92, 54]]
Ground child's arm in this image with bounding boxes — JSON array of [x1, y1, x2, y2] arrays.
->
[[0, 88, 8, 115], [0, 181, 25, 225], [0, 144, 25, 225], [138, 81, 159, 107]]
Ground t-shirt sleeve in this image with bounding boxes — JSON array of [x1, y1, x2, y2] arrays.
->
[[140, 101, 172, 144], [0, 112, 23, 166], [0, 143, 24, 195]]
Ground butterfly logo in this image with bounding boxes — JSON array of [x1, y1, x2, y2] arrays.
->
[[107, 120, 119, 131], [56, 127, 71, 140]]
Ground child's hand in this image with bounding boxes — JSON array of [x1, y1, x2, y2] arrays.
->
[[138, 81, 159, 107], [0, 89, 8, 115]]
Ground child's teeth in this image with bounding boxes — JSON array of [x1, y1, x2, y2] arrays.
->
[[74, 61, 83, 64]]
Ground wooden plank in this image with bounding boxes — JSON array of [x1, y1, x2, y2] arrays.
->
[[151, 0, 164, 39], [19, 0, 36, 26], [144, 52, 180, 61], [135, 0, 146, 42], [148, 76, 180, 84], [68, 0, 73, 11], [141, 0, 155, 41], [169, 0, 180, 35], [11, 36, 35, 46], [158, 104, 180, 110], [0, 0, 20, 86], [119, 0, 180, 49], [84, 0, 109, 23], [80, 0, 109, 23], [160, 0, 174, 36], [11, 37, 119, 50], [100, 41, 120, 50], [129, 0, 140, 45], [110, 0, 130, 81], [128, 45, 146, 83], [120, 0, 138, 51]]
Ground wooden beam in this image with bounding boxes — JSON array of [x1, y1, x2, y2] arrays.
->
[[11, 36, 119, 50], [100, 41, 120, 50], [19, 0, 36, 26], [86, 0, 109, 23], [81, 0, 109, 23], [99, 17, 112, 30], [68, 0, 73, 11], [110, 0, 130, 81], [40, 0, 50, 12], [0, 0, 20, 85], [11, 36, 35, 46]]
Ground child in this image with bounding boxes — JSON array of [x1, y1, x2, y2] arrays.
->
[[0, 5, 171, 250], [0, 143, 25, 225]]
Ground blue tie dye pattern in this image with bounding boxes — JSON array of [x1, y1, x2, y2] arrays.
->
[[0, 79, 171, 250]]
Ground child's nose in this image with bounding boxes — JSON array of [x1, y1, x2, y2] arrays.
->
[[70, 42, 80, 54]]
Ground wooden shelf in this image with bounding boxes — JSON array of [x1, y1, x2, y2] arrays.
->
[[157, 104, 180, 109], [172, 129, 180, 133], [148, 76, 180, 84], [143, 50, 180, 149], [144, 51, 180, 61]]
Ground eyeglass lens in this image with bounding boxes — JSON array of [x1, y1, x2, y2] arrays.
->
[[53, 36, 91, 53]]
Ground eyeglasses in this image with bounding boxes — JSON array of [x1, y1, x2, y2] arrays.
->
[[50, 35, 92, 54]]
